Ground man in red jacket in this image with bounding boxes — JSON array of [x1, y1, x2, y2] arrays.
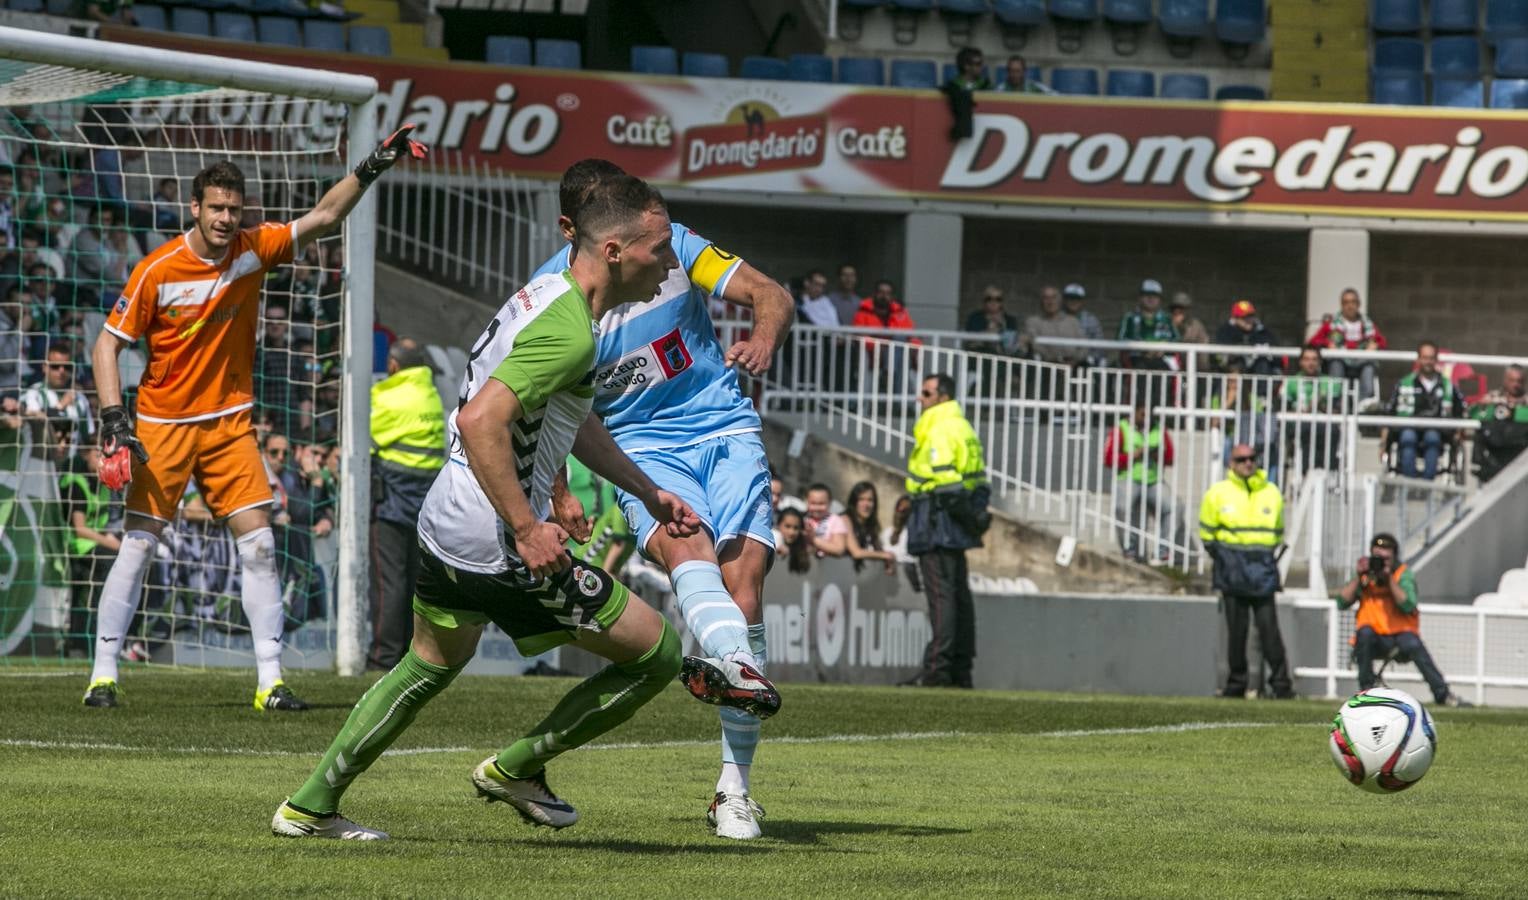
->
[[1307, 287, 1386, 409], [852, 280, 919, 393]]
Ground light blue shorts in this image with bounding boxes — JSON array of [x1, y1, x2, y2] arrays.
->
[[618, 432, 775, 558]]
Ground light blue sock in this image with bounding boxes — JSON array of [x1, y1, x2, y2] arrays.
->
[[672, 560, 752, 664], [718, 622, 769, 791]]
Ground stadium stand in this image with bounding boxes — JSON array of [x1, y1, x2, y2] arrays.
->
[[1047, 0, 1099, 53], [212, 12, 258, 44], [170, 7, 212, 36], [1432, 73, 1483, 106], [1372, 37, 1425, 74], [1372, 71, 1427, 104], [1495, 37, 1528, 77], [1159, 0, 1211, 57], [348, 24, 391, 56], [630, 44, 679, 75], [992, 0, 1048, 49], [1214, 0, 1266, 57], [789, 53, 835, 82], [839, 56, 888, 85], [134, 5, 168, 30], [303, 19, 346, 51], [257, 16, 303, 47], [485, 35, 531, 66], [1430, 0, 1478, 33], [1490, 77, 1528, 107], [682, 51, 730, 78], [1214, 83, 1266, 100], [1050, 66, 1100, 94], [533, 37, 581, 69], [1370, 0, 1423, 34], [740, 55, 791, 80], [889, 58, 939, 87], [1102, 0, 1153, 55], [1485, 0, 1528, 44], [1431, 35, 1481, 75], [1105, 68, 1155, 96], [1160, 72, 1211, 98]]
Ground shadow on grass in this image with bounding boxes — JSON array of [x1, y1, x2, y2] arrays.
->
[[747, 819, 970, 846]]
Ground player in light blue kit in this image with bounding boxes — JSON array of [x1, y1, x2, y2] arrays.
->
[[536, 160, 794, 840]]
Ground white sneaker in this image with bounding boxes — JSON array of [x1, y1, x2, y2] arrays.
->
[[707, 791, 764, 840], [680, 656, 782, 720], [270, 800, 388, 840], [471, 757, 578, 829]]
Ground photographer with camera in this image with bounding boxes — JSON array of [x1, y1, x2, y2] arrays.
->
[[1337, 533, 1471, 708]]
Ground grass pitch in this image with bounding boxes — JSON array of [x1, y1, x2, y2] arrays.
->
[[2, 669, 1525, 899]]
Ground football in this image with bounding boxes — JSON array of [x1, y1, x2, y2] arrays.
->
[[1329, 688, 1437, 794]]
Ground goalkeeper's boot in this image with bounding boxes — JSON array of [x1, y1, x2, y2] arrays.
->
[[680, 656, 781, 720], [82, 678, 119, 708], [708, 791, 765, 840], [471, 757, 578, 829], [271, 801, 388, 841], [255, 681, 310, 713]]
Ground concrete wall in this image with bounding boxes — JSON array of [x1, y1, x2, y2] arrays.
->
[[375, 261, 499, 351], [1412, 450, 1528, 604], [1370, 232, 1528, 360]]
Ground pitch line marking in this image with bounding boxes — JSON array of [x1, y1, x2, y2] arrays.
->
[[0, 721, 1276, 758]]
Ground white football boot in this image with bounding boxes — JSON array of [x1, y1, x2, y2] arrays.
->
[[270, 801, 388, 840], [707, 791, 765, 840]]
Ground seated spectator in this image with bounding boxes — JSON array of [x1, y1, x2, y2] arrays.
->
[[1308, 287, 1386, 409], [1116, 278, 1178, 369], [21, 342, 93, 455], [772, 507, 812, 575], [1102, 401, 1183, 563], [1002, 55, 1053, 94], [881, 493, 923, 593], [1020, 283, 1085, 364], [152, 178, 183, 235], [964, 285, 1018, 355], [1217, 372, 1281, 485], [1381, 340, 1464, 481], [1469, 363, 1528, 483], [1061, 282, 1107, 368], [19, 226, 65, 281], [1212, 300, 1281, 375], [0, 290, 27, 396], [21, 262, 62, 331], [942, 47, 991, 140], [854, 280, 918, 392], [803, 482, 849, 557], [1169, 292, 1208, 344], [796, 269, 838, 327], [844, 481, 897, 574], [827, 263, 860, 327], [268, 435, 333, 625], [1282, 346, 1343, 474]]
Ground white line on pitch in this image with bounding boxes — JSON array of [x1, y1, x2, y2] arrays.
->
[[0, 721, 1277, 758]]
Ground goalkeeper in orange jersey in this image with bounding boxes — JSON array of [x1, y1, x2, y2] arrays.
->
[[81, 126, 426, 711]]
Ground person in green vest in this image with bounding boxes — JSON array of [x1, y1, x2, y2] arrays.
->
[[1103, 400, 1183, 563], [1282, 346, 1344, 475], [1469, 363, 1528, 483], [1381, 340, 1464, 480], [60, 444, 118, 657]]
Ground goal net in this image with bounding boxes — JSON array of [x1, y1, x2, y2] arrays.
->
[[0, 28, 377, 674]]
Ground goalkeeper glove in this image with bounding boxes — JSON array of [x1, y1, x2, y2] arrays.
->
[[353, 123, 427, 187], [99, 405, 149, 492]]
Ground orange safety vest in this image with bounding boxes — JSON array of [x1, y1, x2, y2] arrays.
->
[[1352, 562, 1420, 637]]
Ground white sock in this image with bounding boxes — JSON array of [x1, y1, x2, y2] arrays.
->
[[717, 761, 749, 795], [89, 530, 157, 685], [671, 560, 755, 668], [237, 527, 286, 691]]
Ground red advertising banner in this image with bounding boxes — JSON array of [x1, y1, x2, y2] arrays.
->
[[114, 29, 1528, 223]]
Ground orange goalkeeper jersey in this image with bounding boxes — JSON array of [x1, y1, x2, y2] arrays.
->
[[105, 222, 295, 423]]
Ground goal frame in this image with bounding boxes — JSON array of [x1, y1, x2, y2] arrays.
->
[[0, 26, 380, 675]]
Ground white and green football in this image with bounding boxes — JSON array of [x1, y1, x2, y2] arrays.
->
[[1329, 687, 1437, 794]]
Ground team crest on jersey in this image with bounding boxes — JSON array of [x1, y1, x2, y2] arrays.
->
[[652, 328, 693, 378], [114, 295, 128, 314], [571, 566, 602, 597]]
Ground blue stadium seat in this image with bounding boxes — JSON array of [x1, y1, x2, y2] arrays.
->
[[44, 0, 71, 16], [1372, 37, 1424, 73], [1369, 0, 1421, 33], [1215, 0, 1265, 45], [1486, 0, 1528, 44], [1049, 67, 1099, 94], [257, 16, 301, 46], [838, 56, 886, 85], [213, 12, 256, 42], [992, 0, 1045, 24], [1429, 0, 1477, 33], [1431, 36, 1481, 75], [1160, 73, 1210, 98], [303, 19, 345, 51], [630, 45, 678, 75], [1432, 75, 1483, 107], [252, 0, 316, 17], [349, 25, 391, 56], [1371, 72, 1425, 104], [740, 56, 789, 80], [135, 4, 168, 30], [787, 53, 834, 82], [1103, 0, 1150, 24], [1159, 0, 1209, 37], [7, 0, 43, 12], [485, 35, 531, 66], [171, 7, 211, 35], [1047, 0, 1097, 21], [1105, 68, 1154, 96], [1215, 84, 1266, 100], [534, 38, 581, 69], [890, 59, 938, 88], [1496, 37, 1528, 77], [939, 0, 989, 12], [682, 52, 729, 78], [1489, 78, 1528, 108]]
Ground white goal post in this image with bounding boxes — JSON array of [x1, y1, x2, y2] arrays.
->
[[0, 26, 379, 675]]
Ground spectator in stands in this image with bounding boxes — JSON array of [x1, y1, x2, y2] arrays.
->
[[1309, 287, 1386, 410], [22, 342, 93, 455], [79, 0, 137, 26], [0, 290, 26, 396], [1382, 340, 1464, 481], [1061, 282, 1107, 368], [1019, 283, 1085, 364], [1001, 55, 1052, 94], [1337, 532, 1470, 707], [796, 269, 838, 327], [772, 473, 804, 514], [1469, 364, 1528, 483], [1116, 278, 1178, 369], [772, 507, 812, 575], [152, 178, 183, 234], [1103, 401, 1182, 563], [854, 279, 918, 392], [22, 262, 62, 331], [964, 285, 1018, 355], [803, 482, 849, 557], [71, 205, 143, 300], [882, 493, 922, 593], [844, 481, 897, 574], [1282, 346, 1343, 474], [0, 165, 15, 246], [1200, 443, 1294, 700], [268, 435, 333, 624], [61, 445, 118, 657], [827, 263, 861, 327], [1212, 299, 1282, 376], [1169, 292, 1208, 344], [942, 47, 990, 141], [19, 227, 65, 281]]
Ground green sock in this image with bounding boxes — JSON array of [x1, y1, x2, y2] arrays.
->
[[496, 621, 681, 778], [289, 650, 462, 815]]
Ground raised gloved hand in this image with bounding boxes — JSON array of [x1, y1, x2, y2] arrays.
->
[[352, 123, 427, 187], [98, 405, 148, 492]]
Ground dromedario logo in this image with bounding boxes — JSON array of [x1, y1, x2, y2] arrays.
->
[[682, 100, 825, 180]]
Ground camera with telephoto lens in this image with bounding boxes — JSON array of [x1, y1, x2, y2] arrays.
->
[[1364, 555, 1390, 583]]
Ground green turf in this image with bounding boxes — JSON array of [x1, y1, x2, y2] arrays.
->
[[2, 670, 1525, 898]]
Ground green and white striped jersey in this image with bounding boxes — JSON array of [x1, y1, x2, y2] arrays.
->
[[417, 271, 596, 574]]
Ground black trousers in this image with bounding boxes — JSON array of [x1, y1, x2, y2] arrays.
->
[[917, 549, 976, 687], [1354, 626, 1450, 703], [1223, 593, 1292, 697], [368, 518, 423, 670]]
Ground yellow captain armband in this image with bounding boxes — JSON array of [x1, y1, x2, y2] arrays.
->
[[688, 243, 741, 295]]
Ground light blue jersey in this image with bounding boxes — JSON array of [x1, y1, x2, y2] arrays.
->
[[533, 223, 758, 452]]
